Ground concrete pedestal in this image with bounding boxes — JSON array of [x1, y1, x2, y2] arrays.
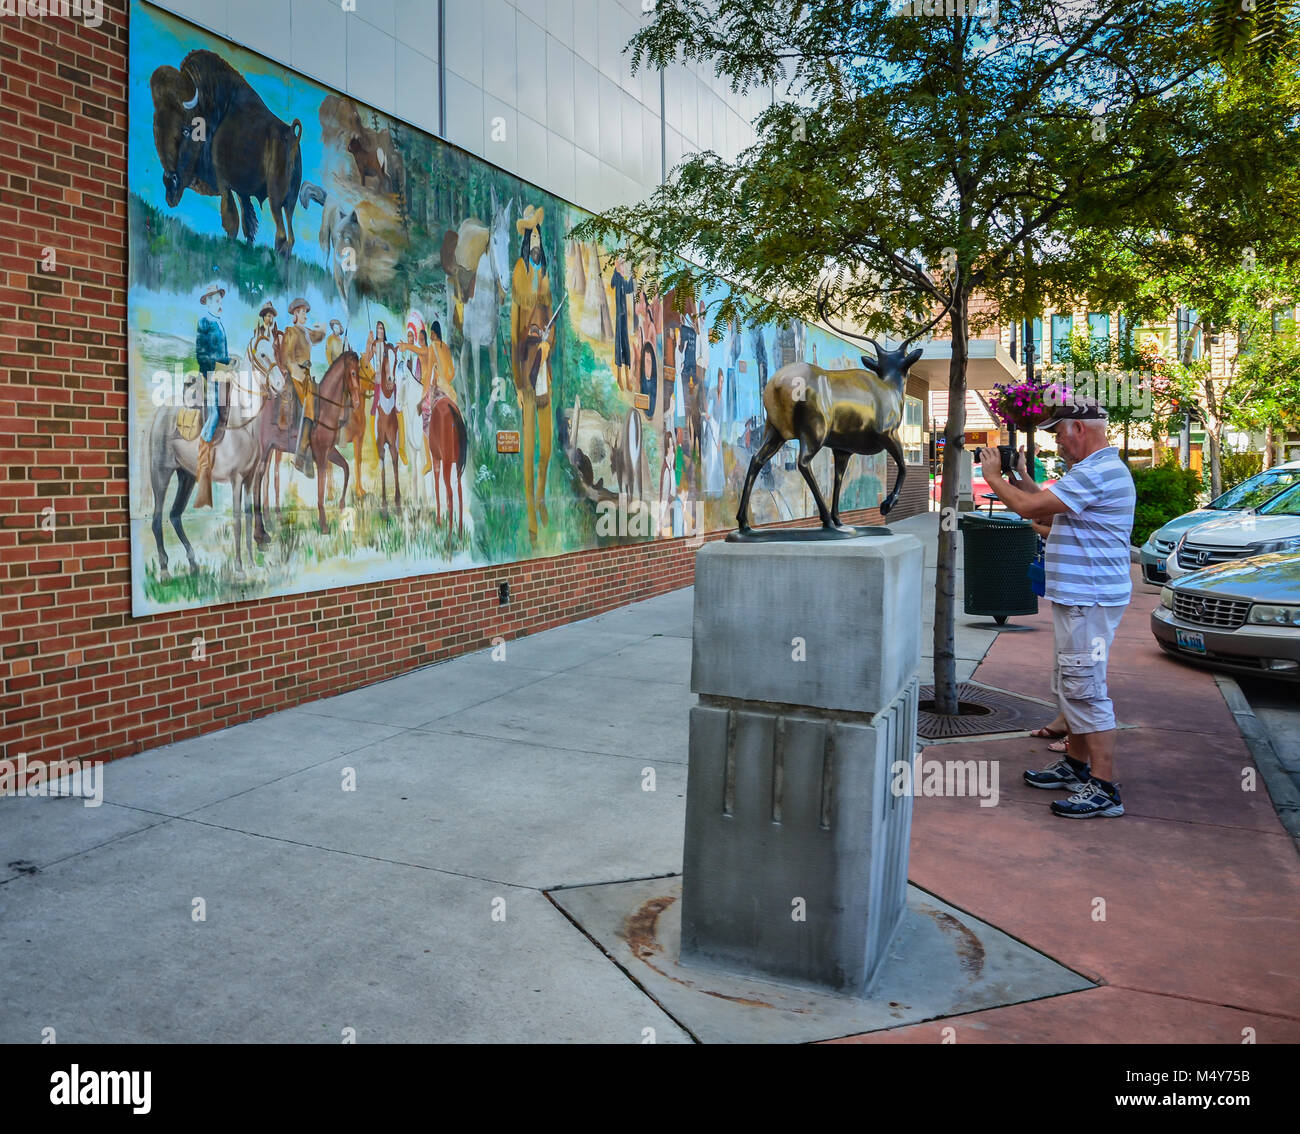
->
[[680, 534, 923, 995]]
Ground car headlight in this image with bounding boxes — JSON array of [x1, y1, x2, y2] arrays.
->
[[1247, 603, 1300, 626], [1250, 538, 1300, 555], [1160, 586, 1175, 609]]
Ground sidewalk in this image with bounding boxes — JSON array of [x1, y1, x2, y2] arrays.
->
[[1, 517, 1297, 1042]]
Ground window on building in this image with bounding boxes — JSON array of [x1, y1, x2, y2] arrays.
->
[[1273, 306, 1298, 336], [1117, 312, 1135, 367], [1088, 313, 1111, 361], [1031, 316, 1043, 367], [1051, 313, 1074, 364], [902, 395, 924, 465]]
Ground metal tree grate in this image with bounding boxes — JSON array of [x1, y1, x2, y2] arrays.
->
[[916, 682, 1050, 740]]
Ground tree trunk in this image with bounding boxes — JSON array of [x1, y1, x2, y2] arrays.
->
[[1203, 374, 1223, 498], [932, 292, 969, 716]]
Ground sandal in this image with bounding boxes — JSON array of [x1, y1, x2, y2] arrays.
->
[[1029, 725, 1067, 740], [1048, 738, 1068, 754]]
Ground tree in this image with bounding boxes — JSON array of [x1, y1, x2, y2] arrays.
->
[[1227, 312, 1300, 462], [571, 0, 1300, 715]]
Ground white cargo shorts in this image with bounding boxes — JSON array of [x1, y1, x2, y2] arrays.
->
[[1050, 602, 1127, 735]]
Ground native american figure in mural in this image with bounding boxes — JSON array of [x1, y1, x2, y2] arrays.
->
[[366, 320, 404, 512], [511, 205, 557, 545], [149, 49, 303, 256]]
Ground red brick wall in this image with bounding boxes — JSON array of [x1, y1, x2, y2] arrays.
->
[[0, 5, 890, 774], [880, 373, 932, 521]]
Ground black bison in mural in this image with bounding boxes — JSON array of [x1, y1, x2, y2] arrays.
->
[[150, 49, 303, 256]]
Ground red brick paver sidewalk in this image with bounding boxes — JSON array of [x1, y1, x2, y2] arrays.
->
[[834, 571, 1300, 1044]]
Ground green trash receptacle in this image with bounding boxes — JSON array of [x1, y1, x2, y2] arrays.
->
[[958, 512, 1039, 624]]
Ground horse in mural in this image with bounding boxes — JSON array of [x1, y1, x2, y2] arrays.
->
[[441, 188, 515, 437], [426, 390, 468, 537], [246, 331, 295, 521], [148, 367, 266, 577], [251, 350, 361, 539]]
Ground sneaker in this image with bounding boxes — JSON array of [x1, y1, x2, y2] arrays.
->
[[1023, 757, 1091, 791], [1051, 779, 1124, 818]]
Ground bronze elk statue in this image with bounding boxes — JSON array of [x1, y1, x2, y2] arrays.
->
[[736, 277, 958, 534]]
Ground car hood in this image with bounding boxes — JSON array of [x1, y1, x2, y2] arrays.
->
[[1152, 509, 1231, 542], [1171, 553, 1300, 602], [1183, 513, 1300, 547]]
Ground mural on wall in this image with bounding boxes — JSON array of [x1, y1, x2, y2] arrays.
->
[[126, 0, 886, 616]]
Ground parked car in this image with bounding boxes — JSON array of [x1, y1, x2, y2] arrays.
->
[[1165, 480, 1300, 579], [1139, 460, 1300, 584], [1151, 552, 1300, 680]]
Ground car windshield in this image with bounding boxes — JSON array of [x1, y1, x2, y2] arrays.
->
[[1257, 482, 1300, 516], [1212, 469, 1300, 510]]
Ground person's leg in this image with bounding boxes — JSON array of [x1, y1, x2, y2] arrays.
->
[[1025, 604, 1088, 790], [1077, 603, 1125, 785], [1051, 604, 1124, 817], [1073, 729, 1116, 783]]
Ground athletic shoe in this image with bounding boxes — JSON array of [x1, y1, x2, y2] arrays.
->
[[1051, 779, 1124, 818], [1023, 757, 1091, 791]]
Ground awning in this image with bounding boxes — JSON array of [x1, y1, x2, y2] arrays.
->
[[908, 337, 1021, 392]]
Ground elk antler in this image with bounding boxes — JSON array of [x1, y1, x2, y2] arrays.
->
[[899, 266, 960, 350], [815, 279, 881, 355]]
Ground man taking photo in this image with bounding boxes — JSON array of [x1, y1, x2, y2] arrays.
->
[[976, 398, 1136, 819]]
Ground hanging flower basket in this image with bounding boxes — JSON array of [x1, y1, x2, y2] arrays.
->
[[988, 381, 1071, 432]]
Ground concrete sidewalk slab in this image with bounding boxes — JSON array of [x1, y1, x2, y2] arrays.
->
[[429, 669, 694, 763], [459, 624, 650, 672], [99, 709, 407, 816], [296, 658, 554, 729], [0, 796, 167, 885], [569, 634, 694, 686], [187, 726, 687, 889], [0, 820, 691, 1044], [551, 875, 1091, 1044]]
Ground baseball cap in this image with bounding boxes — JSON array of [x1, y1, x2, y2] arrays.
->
[[1039, 398, 1108, 430]]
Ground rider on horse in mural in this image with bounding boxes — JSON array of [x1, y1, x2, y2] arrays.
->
[[282, 297, 326, 472], [193, 282, 232, 509]]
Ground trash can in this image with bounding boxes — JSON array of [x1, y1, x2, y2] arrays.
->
[[958, 512, 1039, 625]]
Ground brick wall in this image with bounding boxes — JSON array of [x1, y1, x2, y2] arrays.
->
[[0, 4, 895, 774], [883, 373, 932, 520]]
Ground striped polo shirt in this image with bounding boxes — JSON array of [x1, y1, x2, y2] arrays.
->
[[1044, 446, 1136, 607]]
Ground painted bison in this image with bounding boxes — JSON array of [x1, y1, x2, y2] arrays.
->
[[150, 49, 303, 256]]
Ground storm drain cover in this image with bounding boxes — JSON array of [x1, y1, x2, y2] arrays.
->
[[917, 682, 1050, 740]]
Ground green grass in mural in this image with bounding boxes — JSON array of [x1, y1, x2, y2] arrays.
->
[[130, 193, 342, 308]]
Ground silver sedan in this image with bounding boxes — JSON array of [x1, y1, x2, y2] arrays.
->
[[1151, 553, 1300, 681]]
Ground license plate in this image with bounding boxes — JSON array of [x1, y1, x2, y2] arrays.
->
[[1176, 628, 1207, 655]]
